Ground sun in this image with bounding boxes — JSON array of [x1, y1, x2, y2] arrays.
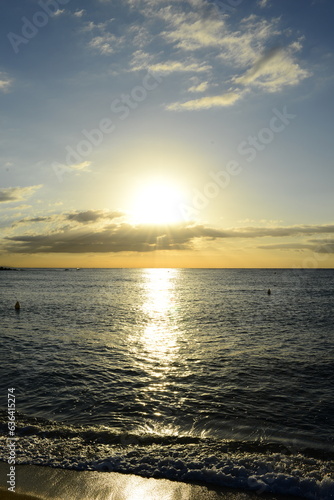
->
[[130, 179, 185, 225]]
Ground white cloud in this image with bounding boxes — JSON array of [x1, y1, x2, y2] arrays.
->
[[117, 4, 310, 111], [160, 9, 227, 51], [188, 81, 209, 93], [154, 9, 310, 109], [74, 9, 85, 17], [257, 0, 270, 8], [167, 91, 243, 111], [52, 9, 65, 17], [128, 25, 152, 49], [154, 7, 276, 63], [88, 34, 119, 54], [0, 185, 43, 204], [0, 73, 13, 93], [69, 161, 92, 171], [130, 50, 156, 71], [149, 61, 211, 74], [234, 45, 311, 92], [218, 17, 281, 66], [82, 21, 97, 32], [84, 19, 121, 55]]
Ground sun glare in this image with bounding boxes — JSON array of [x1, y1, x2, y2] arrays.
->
[[131, 180, 184, 225]]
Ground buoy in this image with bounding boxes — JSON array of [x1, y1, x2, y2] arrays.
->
[[15, 301, 20, 310], [267, 289, 271, 295]]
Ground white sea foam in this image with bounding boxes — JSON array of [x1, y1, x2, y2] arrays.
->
[[1, 415, 333, 500]]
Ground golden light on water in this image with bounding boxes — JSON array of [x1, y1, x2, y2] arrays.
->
[[140, 268, 179, 371], [129, 269, 183, 418]]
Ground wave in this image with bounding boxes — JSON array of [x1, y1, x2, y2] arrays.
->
[[1, 412, 333, 499]]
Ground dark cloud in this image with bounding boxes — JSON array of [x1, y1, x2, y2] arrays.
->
[[12, 216, 52, 227], [11, 210, 124, 228], [4, 221, 334, 255], [4, 222, 230, 254], [66, 210, 123, 224], [232, 225, 334, 238], [0, 185, 42, 203], [306, 238, 334, 254], [258, 243, 315, 250]]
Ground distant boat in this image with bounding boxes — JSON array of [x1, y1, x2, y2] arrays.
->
[[64, 268, 69, 271]]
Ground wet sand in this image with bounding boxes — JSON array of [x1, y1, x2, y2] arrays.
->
[[0, 463, 300, 500]]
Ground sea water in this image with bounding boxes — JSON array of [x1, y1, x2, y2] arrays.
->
[[0, 268, 333, 498]]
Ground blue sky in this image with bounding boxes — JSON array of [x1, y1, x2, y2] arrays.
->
[[1, 0, 334, 267]]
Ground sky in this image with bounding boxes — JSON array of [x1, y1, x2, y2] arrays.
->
[[0, 0, 334, 268]]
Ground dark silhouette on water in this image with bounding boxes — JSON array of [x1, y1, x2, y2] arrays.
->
[[15, 301, 20, 310], [267, 289, 271, 295]]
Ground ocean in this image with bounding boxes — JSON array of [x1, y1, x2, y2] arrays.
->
[[0, 268, 333, 499]]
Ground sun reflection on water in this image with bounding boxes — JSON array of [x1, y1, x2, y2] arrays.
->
[[140, 268, 180, 372], [128, 269, 183, 419]]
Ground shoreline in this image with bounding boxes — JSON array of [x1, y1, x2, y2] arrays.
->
[[0, 463, 301, 500]]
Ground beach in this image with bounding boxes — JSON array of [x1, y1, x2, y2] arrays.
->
[[0, 463, 302, 500]]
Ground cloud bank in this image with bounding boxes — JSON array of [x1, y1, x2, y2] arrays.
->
[[3, 212, 334, 255]]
